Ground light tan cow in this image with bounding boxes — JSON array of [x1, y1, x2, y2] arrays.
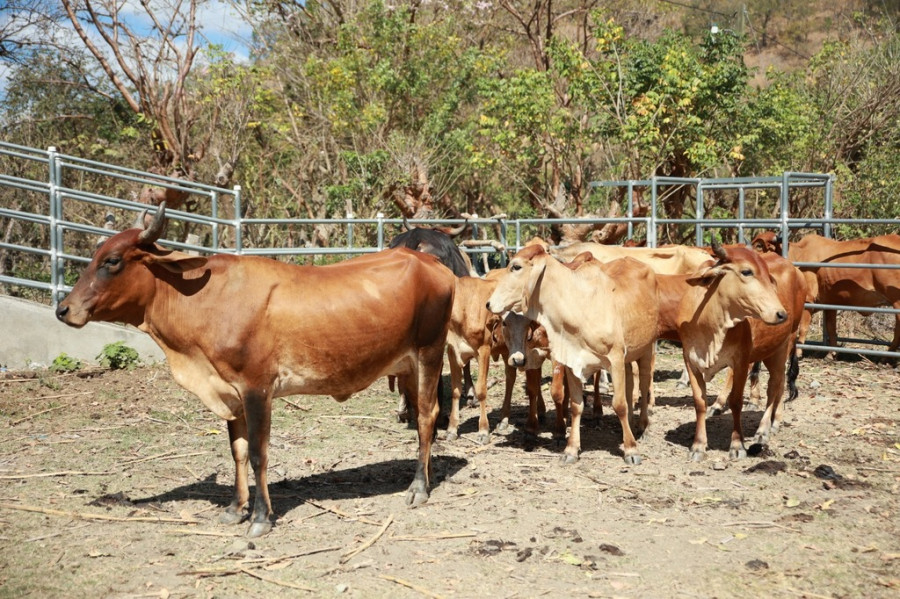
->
[[486, 245, 659, 465], [551, 241, 712, 275], [445, 276, 500, 443]]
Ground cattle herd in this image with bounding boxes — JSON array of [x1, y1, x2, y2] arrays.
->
[[55, 202, 900, 537]]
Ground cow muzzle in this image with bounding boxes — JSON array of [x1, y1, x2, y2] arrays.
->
[[55, 303, 88, 328], [508, 352, 526, 368]]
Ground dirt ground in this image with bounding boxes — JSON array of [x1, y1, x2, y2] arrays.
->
[[1, 344, 898, 599]]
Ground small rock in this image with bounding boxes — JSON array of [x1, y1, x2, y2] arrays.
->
[[598, 543, 624, 556], [746, 559, 769, 571]]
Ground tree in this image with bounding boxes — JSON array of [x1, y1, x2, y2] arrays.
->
[[58, 0, 246, 192]]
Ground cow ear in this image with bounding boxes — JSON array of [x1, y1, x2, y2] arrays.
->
[[686, 264, 727, 286], [488, 315, 502, 343], [148, 251, 209, 274], [520, 261, 546, 313]]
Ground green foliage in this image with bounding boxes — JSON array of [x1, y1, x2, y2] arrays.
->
[[50, 353, 83, 373], [96, 342, 141, 371]]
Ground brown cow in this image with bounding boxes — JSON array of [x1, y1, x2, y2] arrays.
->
[[55, 203, 455, 537], [655, 244, 788, 460], [487, 246, 659, 465], [703, 250, 808, 446], [753, 232, 900, 354], [492, 310, 551, 448]]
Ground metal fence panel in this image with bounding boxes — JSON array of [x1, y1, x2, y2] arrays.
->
[[1, 141, 896, 360]]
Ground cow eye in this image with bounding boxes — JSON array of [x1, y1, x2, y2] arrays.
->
[[740, 268, 753, 277], [510, 263, 522, 272], [103, 256, 122, 268]]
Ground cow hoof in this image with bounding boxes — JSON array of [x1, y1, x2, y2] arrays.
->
[[405, 487, 429, 507], [444, 430, 459, 442], [730, 447, 748, 460], [706, 407, 723, 419], [247, 521, 273, 538], [559, 453, 579, 465], [623, 453, 642, 466], [689, 450, 707, 462], [219, 509, 246, 525], [474, 432, 491, 445], [495, 418, 510, 433]]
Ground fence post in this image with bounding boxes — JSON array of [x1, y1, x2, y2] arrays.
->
[[47, 146, 63, 308], [376, 213, 385, 249], [233, 185, 242, 254]]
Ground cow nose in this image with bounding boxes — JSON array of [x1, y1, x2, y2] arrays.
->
[[775, 310, 787, 323], [508, 353, 525, 368], [55, 305, 69, 322]]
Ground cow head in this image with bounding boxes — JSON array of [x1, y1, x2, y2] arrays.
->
[[751, 231, 782, 254], [687, 242, 787, 326], [485, 244, 547, 317], [56, 202, 208, 328]]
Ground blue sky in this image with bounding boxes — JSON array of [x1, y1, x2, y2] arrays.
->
[[0, 0, 253, 102]]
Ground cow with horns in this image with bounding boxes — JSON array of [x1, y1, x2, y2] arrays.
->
[[56, 203, 456, 537]]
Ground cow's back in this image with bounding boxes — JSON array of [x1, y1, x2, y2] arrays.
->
[[553, 242, 711, 275], [793, 234, 900, 307]]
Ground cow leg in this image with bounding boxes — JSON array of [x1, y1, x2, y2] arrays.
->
[[635, 354, 652, 435], [752, 343, 790, 448], [797, 308, 814, 358], [243, 390, 274, 538], [610, 357, 641, 465], [686, 363, 709, 462], [550, 361, 568, 444], [748, 361, 762, 409], [709, 368, 734, 418], [523, 367, 544, 450], [407, 348, 442, 507], [726, 363, 749, 459], [220, 417, 250, 525], [464, 363, 477, 408], [824, 309, 839, 353], [445, 348, 464, 441], [561, 368, 584, 464], [496, 363, 516, 432], [624, 362, 636, 429], [889, 303, 900, 353], [472, 346, 492, 445]]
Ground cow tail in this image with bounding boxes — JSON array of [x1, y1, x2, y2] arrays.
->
[[749, 361, 761, 387], [787, 352, 800, 402]]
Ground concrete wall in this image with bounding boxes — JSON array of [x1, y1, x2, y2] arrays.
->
[[0, 295, 165, 370]]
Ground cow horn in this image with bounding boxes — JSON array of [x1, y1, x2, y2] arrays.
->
[[401, 216, 414, 232], [137, 201, 167, 245], [710, 235, 728, 261], [441, 220, 469, 237]]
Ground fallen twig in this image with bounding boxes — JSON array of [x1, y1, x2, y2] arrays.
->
[[304, 499, 383, 526], [389, 532, 476, 542], [239, 567, 315, 591], [722, 520, 800, 532], [0, 502, 200, 525], [379, 574, 445, 599], [118, 450, 208, 467], [0, 470, 111, 480], [340, 514, 393, 563], [280, 397, 310, 411], [10, 405, 66, 426]]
